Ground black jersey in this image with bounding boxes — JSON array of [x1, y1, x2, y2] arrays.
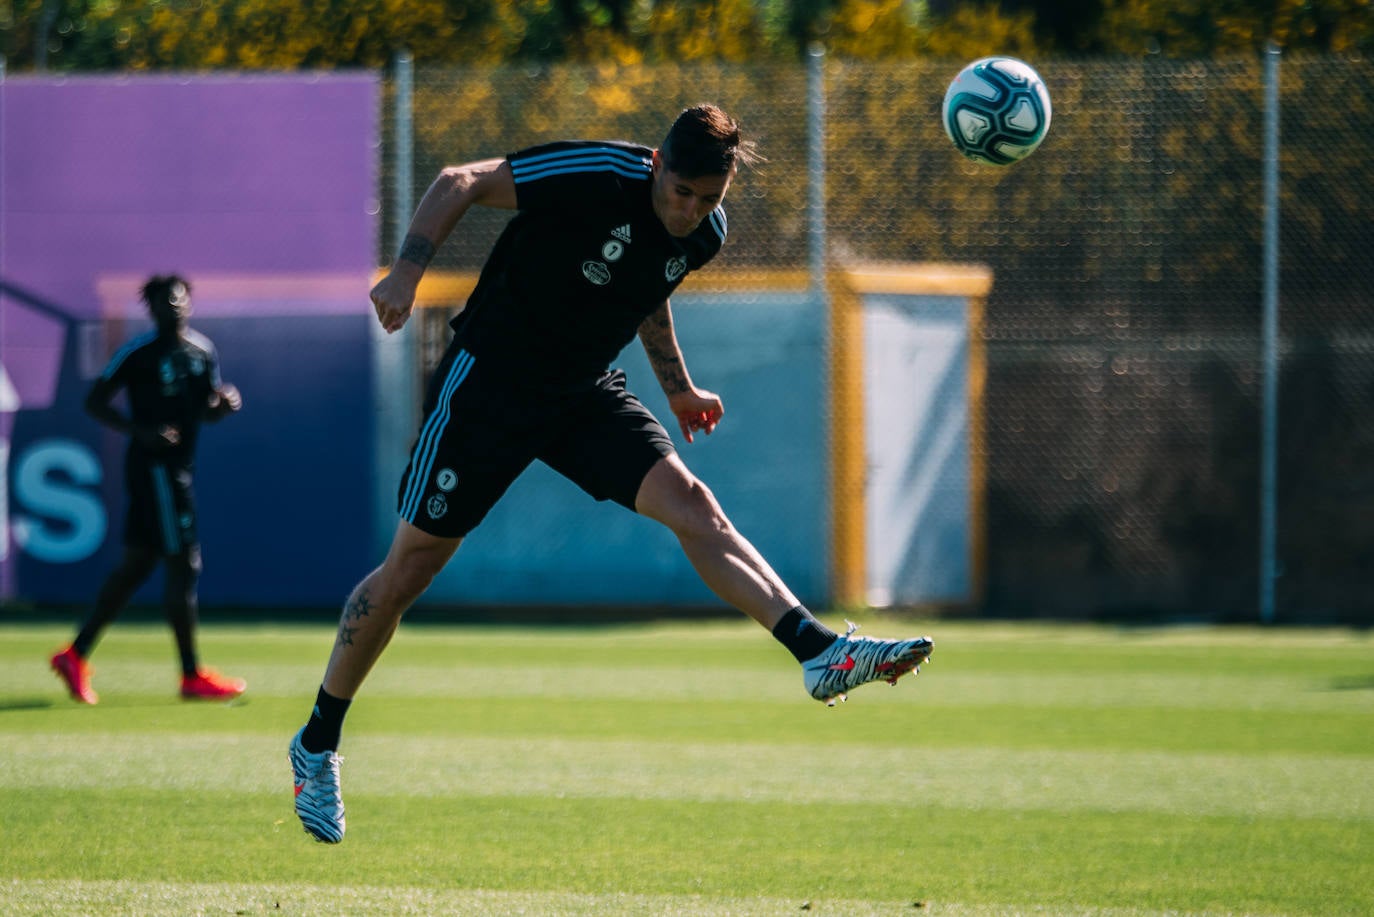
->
[[99, 328, 222, 471], [449, 140, 727, 388]]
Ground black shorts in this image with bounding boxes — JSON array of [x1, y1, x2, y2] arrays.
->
[[397, 345, 676, 538], [123, 457, 198, 556]]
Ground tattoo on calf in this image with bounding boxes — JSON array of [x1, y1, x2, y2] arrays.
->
[[398, 233, 436, 268], [336, 590, 374, 647]]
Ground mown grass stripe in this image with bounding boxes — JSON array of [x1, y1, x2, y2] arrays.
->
[[3, 731, 1370, 820], [3, 792, 1361, 914], [10, 656, 1374, 711], [3, 621, 1371, 915], [0, 878, 1280, 917], [2, 693, 1365, 757]]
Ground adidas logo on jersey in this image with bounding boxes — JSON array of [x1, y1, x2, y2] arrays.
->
[[611, 224, 632, 244]]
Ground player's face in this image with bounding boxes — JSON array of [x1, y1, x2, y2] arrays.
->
[[650, 152, 733, 238]]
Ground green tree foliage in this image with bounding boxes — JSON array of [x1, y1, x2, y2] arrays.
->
[[2, 0, 529, 71], [825, 1, 1044, 59], [3, 0, 1370, 72], [1095, 0, 1374, 55]]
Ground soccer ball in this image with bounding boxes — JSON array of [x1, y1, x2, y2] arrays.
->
[[942, 57, 1052, 166]]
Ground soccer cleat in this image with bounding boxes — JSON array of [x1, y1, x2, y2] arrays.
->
[[180, 669, 247, 700], [50, 646, 98, 704], [289, 727, 346, 843], [802, 622, 933, 706]]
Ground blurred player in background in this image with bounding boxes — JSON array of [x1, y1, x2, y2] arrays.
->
[[49, 274, 247, 705], [289, 104, 933, 843]]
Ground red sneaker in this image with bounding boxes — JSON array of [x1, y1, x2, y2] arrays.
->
[[180, 669, 246, 700], [50, 646, 98, 704]]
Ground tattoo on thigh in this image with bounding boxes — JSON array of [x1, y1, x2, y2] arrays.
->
[[336, 589, 374, 647]]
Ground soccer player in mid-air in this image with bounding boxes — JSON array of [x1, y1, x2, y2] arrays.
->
[[50, 274, 247, 704], [289, 104, 933, 843]]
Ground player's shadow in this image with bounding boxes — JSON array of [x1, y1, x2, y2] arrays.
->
[[0, 696, 251, 710], [0, 697, 57, 712], [1329, 675, 1374, 692]]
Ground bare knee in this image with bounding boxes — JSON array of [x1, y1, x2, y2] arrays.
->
[[680, 479, 734, 540], [639, 460, 734, 542], [370, 526, 462, 609]]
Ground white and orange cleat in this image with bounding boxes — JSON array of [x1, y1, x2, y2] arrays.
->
[[802, 622, 932, 706]]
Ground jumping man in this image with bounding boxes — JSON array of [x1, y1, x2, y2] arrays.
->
[[288, 104, 933, 843]]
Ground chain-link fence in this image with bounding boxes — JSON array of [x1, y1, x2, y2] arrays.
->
[[382, 54, 1374, 624]]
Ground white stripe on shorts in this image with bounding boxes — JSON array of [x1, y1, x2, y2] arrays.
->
[[400, 349, 475, 522]]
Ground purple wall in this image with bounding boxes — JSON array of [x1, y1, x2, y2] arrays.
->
[[1, 74, 379, 606]]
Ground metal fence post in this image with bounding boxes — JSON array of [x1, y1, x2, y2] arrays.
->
[[1259, 42, 1281, 624], [371, 50, 417, 558], [393, 50, 415, 260], [808, 43, 827, 296]]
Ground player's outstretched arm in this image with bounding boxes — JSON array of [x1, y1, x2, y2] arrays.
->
[[638, 299, 723, 443], [371, 158, 516, 334]]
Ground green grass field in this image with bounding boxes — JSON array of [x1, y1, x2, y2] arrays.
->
[[1, 615, 1370, 915]]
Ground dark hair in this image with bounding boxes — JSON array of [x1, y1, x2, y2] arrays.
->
[[660, 103, 760, 179], [140, 274, 190, 310]]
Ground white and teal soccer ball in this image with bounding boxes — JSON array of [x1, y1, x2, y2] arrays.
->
[[942, 57, 1052, 166]]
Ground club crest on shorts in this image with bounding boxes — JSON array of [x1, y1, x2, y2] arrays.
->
[[426, 493, 448, 520], [582, 261, 611, 285]]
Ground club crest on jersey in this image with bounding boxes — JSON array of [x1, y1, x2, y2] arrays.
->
[[665, 256, 687, 282], [601, 240, 624, 262], [426, 493, 448, 520], [582, 261, 612, 286]]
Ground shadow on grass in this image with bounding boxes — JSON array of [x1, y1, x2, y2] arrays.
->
[[1329, 674, 1374, 691], [0, 696, 56, 712], [0, 695, 252, 712]]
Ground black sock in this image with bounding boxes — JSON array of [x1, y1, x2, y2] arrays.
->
[[300, 685, 351, 753], [771, 606, 839, 663]]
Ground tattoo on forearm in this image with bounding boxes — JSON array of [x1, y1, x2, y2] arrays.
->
[[336, 589, 374, 647], [640, 308, 690, 394], [398, 233, 436, 268]]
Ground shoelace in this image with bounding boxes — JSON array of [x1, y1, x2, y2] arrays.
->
[[303, 754, 342, 796]]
